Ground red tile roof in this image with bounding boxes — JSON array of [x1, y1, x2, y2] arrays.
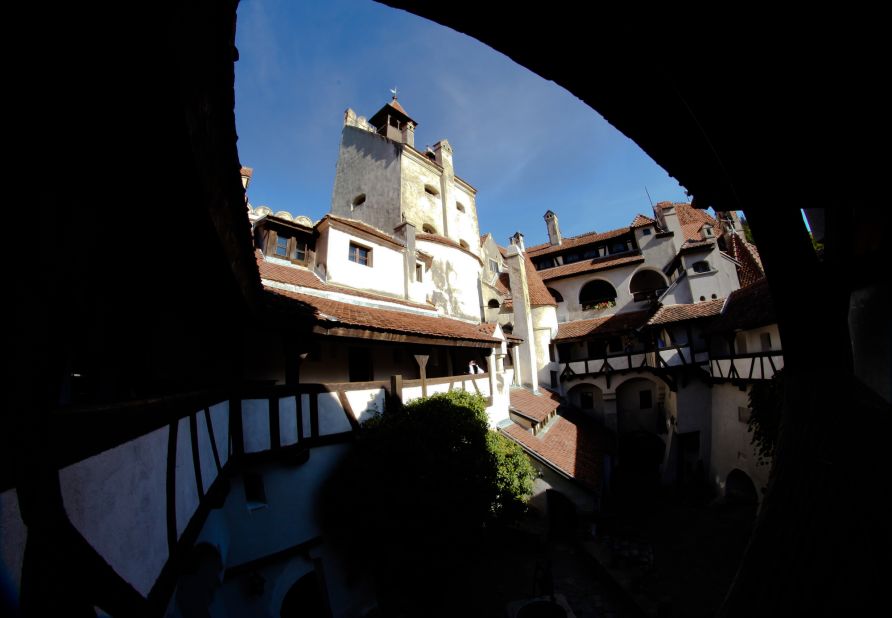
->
[[668, 202, 719, 243], [538, 254, 645, 282], [500, 410, 614, 491], [494, 251, 557, 307], [509, 387, 561, 423], [554, 310, 652, 341], [240, 166, 253, 177], [320, 214, 403, 248], [630, 213, 656, 228], [706, 278, 776, 333], [389, 99, 408, 115], [259, 259, 434, 311], [647, 298, 726, 325], [526, 226, 630, 258], [265, 286, 500, 345], [725, 232, 765, 288]]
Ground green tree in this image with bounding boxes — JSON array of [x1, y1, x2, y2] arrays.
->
[[318, 391, 536, 611]]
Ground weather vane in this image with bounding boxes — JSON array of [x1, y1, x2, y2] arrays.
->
[[390, 87, 398, 100]]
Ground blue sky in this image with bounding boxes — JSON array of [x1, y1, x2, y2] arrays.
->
[[234, 0, 689, 247]]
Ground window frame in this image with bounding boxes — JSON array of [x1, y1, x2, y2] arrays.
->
[[348, 241, 372, 267]]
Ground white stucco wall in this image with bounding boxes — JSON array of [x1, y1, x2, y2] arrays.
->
[[322, 227, 406, 298], [682, 248, 740, 302], [416, 238, 483, 321], [59, 425, 170, 596], [709, 383, 770, 501], [545, 262, 642, 323], [400, 155, 447, 236], [532, 305, 558, 386], [220, 444, 351, 569], [616, 377, 660, 434], [242, 399, 271, 454]]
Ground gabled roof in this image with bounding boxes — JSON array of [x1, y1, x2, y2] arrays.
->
[[538, 254, 645, 282], [725, 232, 765, 288], [319, 214, 403, 249], [671, 202, 719, 244], [509, 387, 561, 423], [526, 226, 630, 258], [265, 286, 500, 346], [554, 309, 652, 341], [630, 213, 656, 228], [500, 409, 614, 492], [258, 254, 434, 311], [705, 278, 776, 333], [495, 247, 557, 307], [647, 298, 726, 325]]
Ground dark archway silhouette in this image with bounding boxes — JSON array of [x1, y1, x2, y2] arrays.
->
[[281, 571, 326, 618]]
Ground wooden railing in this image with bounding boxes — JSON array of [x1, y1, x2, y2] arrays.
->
[[709, 350, 784, 381]]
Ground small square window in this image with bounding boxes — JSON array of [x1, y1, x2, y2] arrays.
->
[[760, 332, 772, 351], [349, 242, 371, 266], [489, 258, 499, 273], [416, 263, 423, 281], [294, 242, 307, 262], [642, 228, 652, 236]]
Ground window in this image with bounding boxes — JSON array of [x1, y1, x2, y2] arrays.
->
[[459, 239, 469, 250], [294, 241, 308, 262], [416, 262, 423, 282], [642, 228, 652, 236], [424, 184, 439, 196], [547, 287, 564, 302], [488, 299, 500, 309], [348, 242, 371, 266], [630, 269, 668, 302], [489, 258, 500, 273], [422, 223, 437, 234], [609, 241, 629, 254], [456, 202, 466, 213], [275, 235, 289, 257], [579, 280, 617, 311], [692, 260, 711, 273], [760, 332, 772, 351], [702, 225, 714, 237], [352, 193, 366, 208], [639, 390, 653, 409], [563, 252, 581, 264]]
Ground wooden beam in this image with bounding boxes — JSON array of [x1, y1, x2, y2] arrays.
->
[[415, 354, 429, 397], [312, 324, 498, 348]]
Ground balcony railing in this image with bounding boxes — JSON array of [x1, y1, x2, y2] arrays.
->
[[709, 350, 784, 381]]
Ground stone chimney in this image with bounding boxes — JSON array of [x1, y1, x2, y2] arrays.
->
[[509, 232, 525, 253], [544, 210, 562, 246], [505, 245, 538, 391]]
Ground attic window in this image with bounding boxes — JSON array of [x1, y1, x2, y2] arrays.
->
[[702, 225, 714, 237], [275, 235, 289, 257], [348, 242, 371, 267], [424, 184, 439, 197], [352, 194, 366, 208], [422, 224, 437, 234], [459, 239, 469, 250], [489, 258, 500, 273], [456, 202, 466, 213], [692, 260, 711, 273]]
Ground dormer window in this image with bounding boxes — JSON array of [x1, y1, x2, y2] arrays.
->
[[424, 184, 439, 197], [702, 225, 714, 238], [692, 260, 711, 273], [275, 235, 288, 257]]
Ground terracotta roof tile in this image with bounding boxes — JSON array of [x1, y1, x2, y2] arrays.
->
[[630, 214, 656, 228], [672, 203, 718, 242], [259, 259, 434, 310], [509, 387, 561, 423], [265, 286, 499, 344], [554, 310, 652, 341], [538, 254, 645, 282], [726, 232, 765, 288], [526, 226, 630, 258], [321, 214, 403, 248], [647, 298, 726, 325], [706, 278, 776, 333], [523, 254, 557, 306], [500, 410, 614, 491]]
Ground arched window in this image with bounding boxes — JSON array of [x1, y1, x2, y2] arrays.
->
[[630, 269, 668, 302], [488, 299, 500, 309], [579, 280, 617, 310], [692, 260, 711, 273], [456, 202, 466, 213], [424, 184, 439, 196], [547, 287, 564, 302], [422, 223, 437, 234], [459, 239, 469, 249], [351, 193, 366, 208]]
